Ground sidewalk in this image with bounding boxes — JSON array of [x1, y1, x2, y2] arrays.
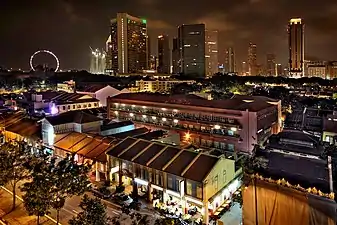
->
[[0, 189, 54, 225]]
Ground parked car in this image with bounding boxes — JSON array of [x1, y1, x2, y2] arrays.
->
[[114, 193, 133, 206]]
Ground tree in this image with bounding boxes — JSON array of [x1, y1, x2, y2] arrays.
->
[[48, 155, 91, 224], [0, 141, 33, 211], [69, 194, 109, 225], [21, 156, 53, 225]]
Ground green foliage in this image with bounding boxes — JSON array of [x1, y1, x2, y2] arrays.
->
[[69, 194, 109, 225], [21, 155, 53, 223], [154, 218, 177, 225], [0, 141, 34, 210], [24, 154, 91, 223]]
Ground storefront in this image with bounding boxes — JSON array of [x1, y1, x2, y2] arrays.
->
[[208, 177, 242, 214]]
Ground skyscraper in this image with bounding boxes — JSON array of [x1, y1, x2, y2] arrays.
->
[[106, 13, 148, 74], [178, 24, 206, 77], [205, 30, 218, 77], [157, 35, 170, 74], [288, 18, 304, 78], [241, 61, 248, 76], [266, 53, 276, 76], [225, 47, 235, 73], [276, 64, 283, 77], [172, 37, 180, 74], [248, 42, 257, 76]]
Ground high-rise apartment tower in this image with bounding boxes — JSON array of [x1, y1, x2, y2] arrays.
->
[[106, 13, 148, 74], [248, 42, 257, 76], [157, 35, 170, 74], [205, 30, 218, 77], [225, 47, 236, 73], [288, 18, 304, 78], [178, 24, 206, 77]]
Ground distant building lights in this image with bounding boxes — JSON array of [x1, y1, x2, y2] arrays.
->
[[132, 105, 136, 107], [152, 116, 156, 120], [142, 115, 147, 118], [231, 127, 237, 132], [173, 109, 178, 112], [142, 106, 146, 109], [121, 104, 126, 107], [214, 125, 221, 129], [161, 108, 167, 111], [129, 113, 134, 117], [173, 119, 178, 123], [114, 111, 118, 115], [162, 118, 167, 122]]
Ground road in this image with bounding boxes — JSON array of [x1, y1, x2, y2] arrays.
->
[[1, 184, 122, 224], [2, 182, 160, 225]]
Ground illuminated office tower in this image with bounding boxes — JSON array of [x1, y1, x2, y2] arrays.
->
[[157, 35, 170, 74], [288, 18, 304, 78], [178, 24, 206, 77], [205, 30, 219, 77], [248, 42, 257, 76], [225, 47, 235, 73], [106, 13, 148, 74], [276, 64, 283, 77], [172, 37, 180, 74], [266, 53, 276, 76]]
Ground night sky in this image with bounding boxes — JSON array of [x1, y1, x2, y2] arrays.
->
[[1, 0, 337, 70]]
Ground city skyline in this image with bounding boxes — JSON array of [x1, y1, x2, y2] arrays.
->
[[1, 0, 337, 70]]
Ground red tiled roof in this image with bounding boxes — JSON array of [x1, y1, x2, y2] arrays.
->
[[54, 132, 116, 163]]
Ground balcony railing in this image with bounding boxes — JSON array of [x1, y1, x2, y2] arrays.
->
[[116, 114, 240, 139], [110, 107, 242, 129]]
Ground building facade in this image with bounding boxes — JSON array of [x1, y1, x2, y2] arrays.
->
[[107, 93, 282, 154], [225, 47, 235, 73], [248, 43, 257, 76], [288, 18, 304, 78], [306, 61, 326, 78], [276, 64, 283, 77], [172, 37, 180, 74], [205, 30, 219, 77], [157, 35, 170, 74], [135, 79, 196, 93], [326, 61, 337, 80], [106, 13, 148, 74], [106, 137, 242, 224], [178, 24, 206, 77], [266, 54, 276, 76]]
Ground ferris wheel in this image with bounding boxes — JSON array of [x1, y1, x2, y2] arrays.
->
[[30, 50, 60, 72]]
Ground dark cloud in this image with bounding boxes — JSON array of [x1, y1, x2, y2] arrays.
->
[[1, 0, 337, 70]]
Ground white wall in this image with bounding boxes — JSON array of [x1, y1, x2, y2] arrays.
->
[[95, 86, 124, 106], [100, 124, 135, 136]]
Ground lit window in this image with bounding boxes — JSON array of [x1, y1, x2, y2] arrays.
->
[[186, 181, 192, 195]]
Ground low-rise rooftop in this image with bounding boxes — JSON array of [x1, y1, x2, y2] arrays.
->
[[53, 132, 116, 163], [109, 93, 279, 112], [45, 111, 103, 126], [107, 137, 220, 183]]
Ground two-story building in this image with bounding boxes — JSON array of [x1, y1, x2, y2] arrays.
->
[[41, 111, 103, 146], [21, 91, 100, 115], [106, 137, 242, 224], [107, 93, 281, 154]]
